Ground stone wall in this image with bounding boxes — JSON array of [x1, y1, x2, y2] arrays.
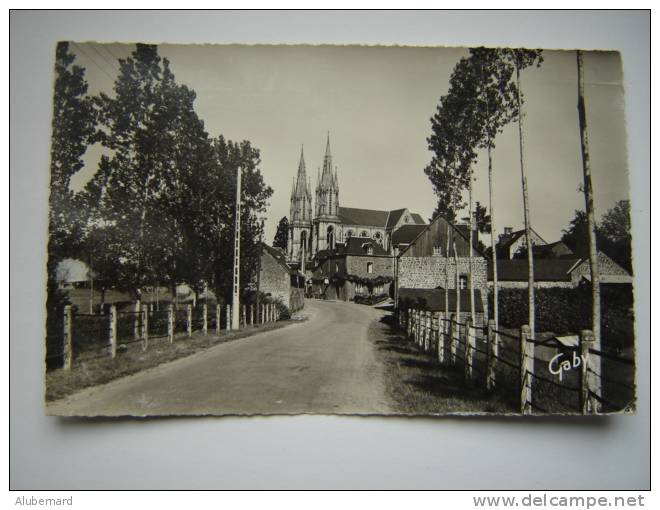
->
[[398, 256, 487, 290], [260, 251, 292, 308], [347, 255, 393, 279], [487, 280, 575, 289]]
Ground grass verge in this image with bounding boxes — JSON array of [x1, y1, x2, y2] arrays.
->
[[45, 319, 301, 402], [369, 314, 516, 415]]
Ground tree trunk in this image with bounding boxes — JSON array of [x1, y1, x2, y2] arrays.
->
[[577, 50, 601, 343], [487, 144, 499, 332], [515, 59, 536, 334], [468, 175, 475, 322]]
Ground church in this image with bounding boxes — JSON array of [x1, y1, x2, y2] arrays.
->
[[287, 134, 427, 266]]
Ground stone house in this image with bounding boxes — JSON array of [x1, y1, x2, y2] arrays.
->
[[260, 243, 305, 312], [496, 227, 547, 259], [310, 237, 394, 301], [488, 251, 633, 289], [396, 215, 488, 324]]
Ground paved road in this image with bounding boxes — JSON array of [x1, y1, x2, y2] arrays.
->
[[47, 300, 392, 416]]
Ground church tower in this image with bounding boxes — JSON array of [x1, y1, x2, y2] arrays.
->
[[313, 133, 341, 253], [288, 146, 313, 263]]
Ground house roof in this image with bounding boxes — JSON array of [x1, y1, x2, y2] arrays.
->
[[397, 215, 485, 257], [532, 240, 574, 259], [261, 243, 297, 275], [313, 236, 390, 263], [497, 228, 546, 251], [398, 287, 484, 313], [488, 259, 580, 282], [391, 224, 428, 246]]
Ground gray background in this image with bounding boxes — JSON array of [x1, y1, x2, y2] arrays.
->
[[10, 10, 650, 489]]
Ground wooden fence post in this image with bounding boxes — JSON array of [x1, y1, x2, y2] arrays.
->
[[167, 304, 174, 343], [133, 299, 141, 341], [142, 303, 149, 351], [465, 316, 473, 380], [186, 303, 192, 338], [450, 314, 457, 364], [437, 312, 445, 364], [109, 304, 117, 358], [520, 325, 533, 415], [226, 304, 231, 331], [202, 302, 208, 335], [216, 304, 221, 335], [580, 329, 599, 414], [423, 311, 429, 351], [250, 304, 254, 325], [486, 319, 497, 391], [63, 305, 72, 370], [242, 305, 246, 327]]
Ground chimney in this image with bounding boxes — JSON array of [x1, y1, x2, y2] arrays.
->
[[503, 227, 513, 236]]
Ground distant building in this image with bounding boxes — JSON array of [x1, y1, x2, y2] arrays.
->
[[488, 251, 632, 289], [260, 244, 305, 312], [396, 215, 487, 324], [287, 134, 427, 264], [531, 240, 574, 259], [496, 227, 547, 259], [310, 237, 394, 301]]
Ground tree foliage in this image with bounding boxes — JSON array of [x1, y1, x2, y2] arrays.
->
[[77, 44, 272, 301], [561, 200, 632, 272], [273, 216, 289, 251]]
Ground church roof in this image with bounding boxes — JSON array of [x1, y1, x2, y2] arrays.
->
[[338, 207, 389, 227], [386, 209, 407, 228]]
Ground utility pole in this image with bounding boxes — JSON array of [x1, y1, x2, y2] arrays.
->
[[577, 50, 601, 345], [89, 254, 94, 314], [256, 219, 264, 320], [231, 166, 242, 330]]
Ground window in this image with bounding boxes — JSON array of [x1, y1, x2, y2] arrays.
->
[[374, 232, 382, 246], [360, 231, 368, 238], [346, 229, 353, 239], [367, 245, 374, 255], [459, 274, 468, 289], [433, 245, 442, 256], [367, 262, 374, 274]]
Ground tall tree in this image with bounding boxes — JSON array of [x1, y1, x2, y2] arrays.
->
[[273, 216, 289, 251], [47, 41, 96, 358], [468, 48, 519, 338], [503, 48, 544, 334], [599, 200, 632, 271], [426, 60, 477, 319]]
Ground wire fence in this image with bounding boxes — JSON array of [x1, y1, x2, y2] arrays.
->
[[47, 301, 282, 370], [399, 306, 635, 415]]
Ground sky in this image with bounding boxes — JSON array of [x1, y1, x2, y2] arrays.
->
[[69, 42, 630, 245]]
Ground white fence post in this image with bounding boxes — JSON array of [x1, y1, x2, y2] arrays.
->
[[133, 299, 141, 341], [109, 304, 117, 358], [202, 302, 208, 336], [216, 304, 221, 335], [142, 303, 149, 351], [250, 304, 254, 325], [167, 304, 174, 343], [242, 305, 246, 328], [226, 304, 231, 331], [63, 305, 72, 370], [186, 303, 192, 338], [520, 325, 533, 415]]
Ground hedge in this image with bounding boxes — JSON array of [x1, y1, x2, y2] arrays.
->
[[489, 283, 634, 348]]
